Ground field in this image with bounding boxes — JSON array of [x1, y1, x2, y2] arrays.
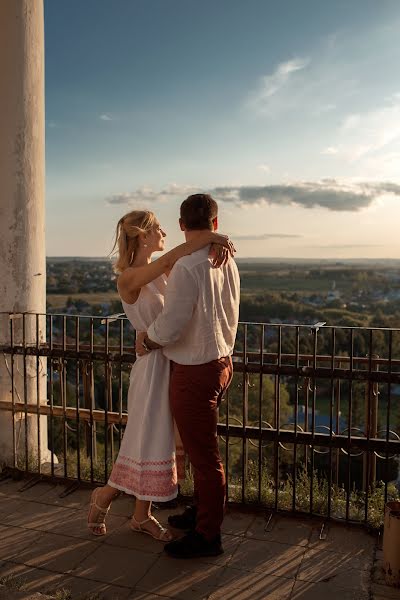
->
[[47, 291, 119, 309]]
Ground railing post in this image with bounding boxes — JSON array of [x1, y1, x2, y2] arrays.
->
[[82, 360, 97, 463], [363, 354, 379, 491]]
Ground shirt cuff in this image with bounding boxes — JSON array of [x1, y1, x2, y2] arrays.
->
[[147, 322, 166, 347]]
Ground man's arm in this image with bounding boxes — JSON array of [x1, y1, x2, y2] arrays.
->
[[137, 263, 198, 355]]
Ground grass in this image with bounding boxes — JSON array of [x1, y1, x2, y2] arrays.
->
[[0, 574, 25, 591], [51, 591, 100, 600], [51, 590, 72, 600], [228, 461, 399, 529], [0, 577, 100, 600]]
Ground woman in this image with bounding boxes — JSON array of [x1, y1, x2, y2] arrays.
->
[[87, 210, 233, 540]]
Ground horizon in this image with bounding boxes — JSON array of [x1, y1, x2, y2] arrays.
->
[[45, 0, 400, 259], [46, 255, 400, 264]]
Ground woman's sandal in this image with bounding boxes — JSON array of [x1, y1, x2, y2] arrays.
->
[[130, 514, 173, 541], [87, 488, 111, 536]]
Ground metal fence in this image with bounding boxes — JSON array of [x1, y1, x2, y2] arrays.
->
[[1, 312, 400, 526]]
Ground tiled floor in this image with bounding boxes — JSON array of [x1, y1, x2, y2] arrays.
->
[[0, 477, 397, 600]]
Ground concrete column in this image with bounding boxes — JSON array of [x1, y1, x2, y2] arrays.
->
[[0, 1, 51, 467]]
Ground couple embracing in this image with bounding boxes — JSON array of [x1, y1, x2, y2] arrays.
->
[[87, 193, 240, 559]]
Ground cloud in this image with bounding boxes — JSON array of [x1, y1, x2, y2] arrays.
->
[[233, 233, 302, 241], [321, 146, 339, 155], [106, 184, 198, 206], [324, 100, 400, 162], [106, 180, 400, 212], [304, 244, 384, 249], [248, 57, 310, 113], [99, 113, 113, 121], [212, 180, 400, 211], [257, 164, 271, 173]]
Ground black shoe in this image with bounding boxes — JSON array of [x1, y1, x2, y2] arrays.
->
[[168, 505, 197, 531], [164, 530, 223, 559]]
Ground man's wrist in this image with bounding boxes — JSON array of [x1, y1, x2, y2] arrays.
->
[[143, 335, 161, 351], [141, 337, 152, 353]]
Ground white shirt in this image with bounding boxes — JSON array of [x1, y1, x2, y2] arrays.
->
[[147, 247, 240, 365]]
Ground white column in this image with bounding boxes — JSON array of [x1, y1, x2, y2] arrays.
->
[[0, 1, 50, 466]]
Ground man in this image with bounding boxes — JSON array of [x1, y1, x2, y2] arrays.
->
[[137, 193, 240, 558]]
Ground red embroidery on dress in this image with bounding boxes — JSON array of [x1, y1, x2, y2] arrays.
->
[[109, 461, 177, 497], [119, 455, 175, 467]]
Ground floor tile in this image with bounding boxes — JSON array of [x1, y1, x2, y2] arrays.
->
[[0, 479, 56, 502], [73, 542, 156, 588], [308, 522, 376, 554], [104, 520, 165, 554], [4, 499, 73, 532], [136, 555, 223, 600], [197, 534, 243, 567], [45, 573, 132, 599], [297, 548, 370, 592], [210, 567, 294, 599], [49, 506, 128, 542], [221, 511, 255, 537], [0, 497, 27, 522], [32, 485, 91, 510], [291, 579, 370, 600], [370, 582, 400, 599], [0, 561, 64, 594], [227, 538, 305, 579], [246, 515, 313, 546], [128, 592, 177, 600], [0, 525, 45, 561], [14, 532, 98, 573], [302, 545, 373, 574]]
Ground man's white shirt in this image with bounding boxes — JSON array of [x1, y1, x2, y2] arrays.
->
[[147, 246, 240, 365]]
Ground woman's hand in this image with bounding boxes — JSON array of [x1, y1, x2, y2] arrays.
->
[[207, 232, 236, 267], [209, 244, 230, 268], [208, 232, 236, 256]]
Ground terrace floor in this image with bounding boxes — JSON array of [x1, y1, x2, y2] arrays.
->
[[0, 476, 397, 600]]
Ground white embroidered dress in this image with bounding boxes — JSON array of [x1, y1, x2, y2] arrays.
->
[[108, 275, 179, 501]]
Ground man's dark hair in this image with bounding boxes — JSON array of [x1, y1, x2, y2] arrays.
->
[[180, 194, 218, 230]]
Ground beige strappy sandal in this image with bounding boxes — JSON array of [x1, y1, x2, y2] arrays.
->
[[87, 488, 111, 536], [130, 514, 173, 541]]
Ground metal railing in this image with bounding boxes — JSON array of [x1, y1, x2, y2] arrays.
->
[[1, 312, 400, 526]]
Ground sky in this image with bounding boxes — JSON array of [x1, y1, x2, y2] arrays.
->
[[44, 0, 400, 259]]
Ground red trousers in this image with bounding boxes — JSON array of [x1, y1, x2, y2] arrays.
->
[[170, 356, 233, 541]]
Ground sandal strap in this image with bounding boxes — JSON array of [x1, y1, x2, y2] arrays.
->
[[88, 522, 106, 529], [132, 515, 167, 532], [88, 489, 111, 525], [92, 502, 110, 516]]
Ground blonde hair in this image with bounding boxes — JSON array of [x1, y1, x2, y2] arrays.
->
[[111, 210, 158, 273]]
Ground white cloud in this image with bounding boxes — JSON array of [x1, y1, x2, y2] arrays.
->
[[248, 57, 310, 113], [233, 233, 302, 240], [106, 180, 400, 213], [106, 184, 198, 206], [325, 100, 400, 163], [212, 181, 389, 211], [99, 114, 113, 121], [322, 146, 339, 155], [257, 164, 271, 173]]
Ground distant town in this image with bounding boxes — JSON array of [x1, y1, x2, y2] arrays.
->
[[47, 257, 400, 329]]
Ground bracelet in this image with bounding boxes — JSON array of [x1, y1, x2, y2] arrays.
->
[[141, 338, 152, 353]]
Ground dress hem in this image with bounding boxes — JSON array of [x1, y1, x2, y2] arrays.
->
[[108, 480, 178, 502]]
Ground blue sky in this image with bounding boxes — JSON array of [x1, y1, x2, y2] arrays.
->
[[45, 0, 400, 258]]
